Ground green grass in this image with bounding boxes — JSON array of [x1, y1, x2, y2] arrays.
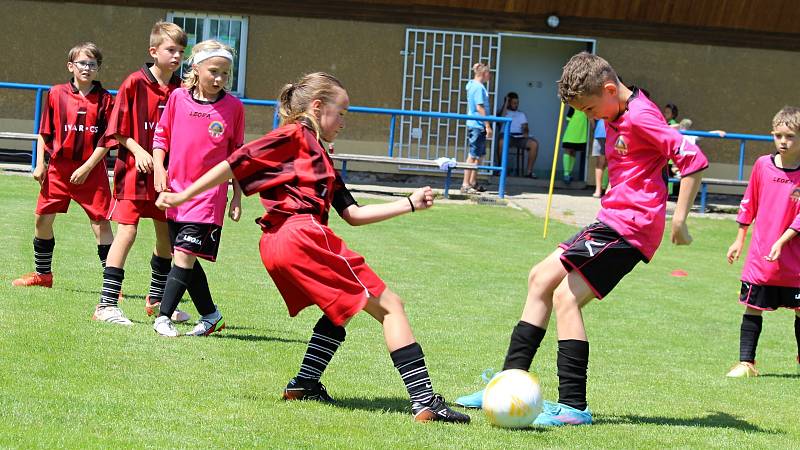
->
[[0, 172, 798, 449]]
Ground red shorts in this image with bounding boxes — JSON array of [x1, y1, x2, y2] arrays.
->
[[107, 198, 166, 225], [36, 158, 111, 221], [259, 214, 386, 326]]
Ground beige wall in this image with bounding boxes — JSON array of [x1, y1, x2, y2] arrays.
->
[[2, 1, 798, 178]]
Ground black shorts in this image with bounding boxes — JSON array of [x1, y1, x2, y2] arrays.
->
[[559, 222, 644, 299], [562, 142, 586, 151], [168, 220, 223, 262], [739, 282, 800, 311]]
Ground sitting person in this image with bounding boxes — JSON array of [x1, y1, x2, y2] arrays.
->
[[497, 92, 539, 178]]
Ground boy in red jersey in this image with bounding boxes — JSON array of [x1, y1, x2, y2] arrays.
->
[[92, 22, 189, 325], [456, 52, 707, 426], [12, 42, 115, 288], [725, 106, 800, 377]]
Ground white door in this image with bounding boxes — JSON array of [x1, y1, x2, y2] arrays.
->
[[398, 28, 500, 165]]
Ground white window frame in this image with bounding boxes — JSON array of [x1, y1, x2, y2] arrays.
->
[[167, 12, 249, 97]]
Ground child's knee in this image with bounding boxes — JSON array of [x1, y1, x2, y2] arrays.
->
[[552, 285, 579, 314]]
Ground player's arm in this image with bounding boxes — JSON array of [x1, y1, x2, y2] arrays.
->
[[70, 146, 110, 185], [340, 186, 434, 226], [766, 228, 798, 262], [671, 171, 703, 245], [152, 148, 168, 192], [156, 161, 233, 210], [727, 224, 749, 264], [228, 179, 242, 222], [115, 133, 153, 174], [32, 135, 48, 185]]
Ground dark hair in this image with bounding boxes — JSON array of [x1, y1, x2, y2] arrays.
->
[[506, 92, 519, 100], [664, 103, 678, 119]]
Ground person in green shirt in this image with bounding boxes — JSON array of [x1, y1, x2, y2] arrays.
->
[[561, 107, 588, 185]]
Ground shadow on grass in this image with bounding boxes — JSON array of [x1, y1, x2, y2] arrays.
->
[[598, 411, 778, 434], [759, 373, 800, 379], [211, 333, 306, 344]]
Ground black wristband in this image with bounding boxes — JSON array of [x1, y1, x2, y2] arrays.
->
[[407, 196, 415, 213]]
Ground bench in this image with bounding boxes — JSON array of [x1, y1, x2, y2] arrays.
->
[[0, 131, 38, 140], [670, 177, 748, 213], [330, 153, 478, 198]]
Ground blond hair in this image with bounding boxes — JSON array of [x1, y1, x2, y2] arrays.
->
[[150, 21, 187, 48], [472, 62, 490, 76], [182, 40, 235, 90], [558, 52, 619, 103], [68, 42, 103, 67], [772, 106, 800, 132], [278, 72, 345, 139]]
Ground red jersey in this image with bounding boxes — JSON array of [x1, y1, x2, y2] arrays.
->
[[226, 122, 357, 229], [39, 80, 115, 162], [106, 65, 181, 200]]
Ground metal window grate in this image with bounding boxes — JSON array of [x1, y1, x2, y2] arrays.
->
[[399, 28, 499, 165]]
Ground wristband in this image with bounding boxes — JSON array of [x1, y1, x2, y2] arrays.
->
[[407, 196, 415, 213]]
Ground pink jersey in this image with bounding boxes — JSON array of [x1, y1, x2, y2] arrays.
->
[[153, 88, 245, 225], [599, 89, 709, 261], [736, 154, 800, 287]]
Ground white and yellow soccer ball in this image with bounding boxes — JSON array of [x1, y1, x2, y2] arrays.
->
[[482, 369, 543, 428]]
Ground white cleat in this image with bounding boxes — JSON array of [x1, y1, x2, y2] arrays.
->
[[92, 306, 133, 326], [153, 316, 179, 337]]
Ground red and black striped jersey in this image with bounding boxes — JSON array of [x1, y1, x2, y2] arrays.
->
[[227, 122, 357, 230], [106, 64, 181, 200], [39, 80, 115, 162]]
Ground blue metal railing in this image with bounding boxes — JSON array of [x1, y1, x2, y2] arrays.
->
[[0, 81, 513, 198], [679, 130, 773, 180]]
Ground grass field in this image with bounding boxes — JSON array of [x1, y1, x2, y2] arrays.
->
[[0, 172, 798, 449]]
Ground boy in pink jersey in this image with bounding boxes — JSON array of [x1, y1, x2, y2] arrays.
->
[[151, 40, 245, 337], [725, 106, 800, 377], [456, 52, 708, 425]]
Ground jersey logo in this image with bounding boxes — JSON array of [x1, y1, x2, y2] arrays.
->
[[182, 235, 202, 246], [614, 136, 628, 155], [208, 121, 224, 138], [584, 240, 606, 257], [678, 137, 697, 156]]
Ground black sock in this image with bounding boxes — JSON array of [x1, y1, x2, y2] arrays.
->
[[33, 237, 55, 274], [296, 315, 346, 383], [97, 244, 111, 268], [557, 339, 589, 411], [502, 321, 547, 371], [794, 316, 799, 358], [98, 266, 124, 308], [159, 265, 192, 319], [148, 255, 172, 303], [187, 260, 216, 316], [739, 314, 763, 363], [390, 342, 434, 409]]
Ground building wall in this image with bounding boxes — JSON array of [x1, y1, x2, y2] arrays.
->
[[2, 0, 799, 178]]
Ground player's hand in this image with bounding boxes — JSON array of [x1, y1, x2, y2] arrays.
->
[[154, 166, 168, 193], [711, 130, 727, 137], [32, 163, 47, 186], [134, 151, 154, 174], [155, 191, 182, 210], [671, 220, 693, 245], [765, 241, 782, 262], [409, 186, 434, 212], [228, 195, 242, 222], [69, 164, 91, 185], [727, 240, 743, 264]]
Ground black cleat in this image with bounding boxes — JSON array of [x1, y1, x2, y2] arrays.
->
[[413, 394, 471, 424], [282, 377, 334, 403]]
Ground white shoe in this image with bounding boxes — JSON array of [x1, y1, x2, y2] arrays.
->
[[186, 310, 225, 336], [172, 309, 191, 323], [153, 316, 179, 337], [92, 306, 133, 326]]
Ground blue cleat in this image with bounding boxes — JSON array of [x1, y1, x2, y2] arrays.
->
[[454, 388, 485, 409], [532, 401, 593, 426]]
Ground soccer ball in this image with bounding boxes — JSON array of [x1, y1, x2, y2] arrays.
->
[[482, 369, 543, 428]]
